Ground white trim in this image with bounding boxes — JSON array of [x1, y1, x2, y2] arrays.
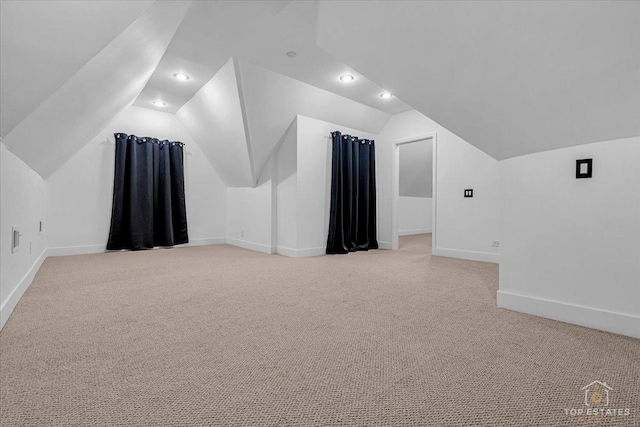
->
[[184, 237, 226, 247], [277, 246, 326, 258], [378, 241, 392, 250], [391, 133, 438, 251], [433, 247, 499, 263], [1, 249, 47, 330], [398, 228, 432, 236], [48, 245, 105, 257], [47, 238, 227, 257], [497, 290, 640, 339], [225, 237, 275, 254]]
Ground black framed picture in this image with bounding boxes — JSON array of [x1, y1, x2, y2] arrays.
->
[[576, 159, 592, 179]]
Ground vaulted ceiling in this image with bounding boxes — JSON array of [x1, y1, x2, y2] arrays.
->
[[2, 1, 638, 182]]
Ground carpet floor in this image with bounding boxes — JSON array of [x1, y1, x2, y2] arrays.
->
[[1, 234, 638, 426]]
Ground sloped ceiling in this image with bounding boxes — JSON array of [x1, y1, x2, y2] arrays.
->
[[0, 0, 154, 137], [238, 60, 391, 184], [317, 1, 640, 159], [176, 58, 391, 187], [1, 1, 190, 178], [176, 58, 253, 188], [3, 1, 636, 182], [134, 0, 410, 116]]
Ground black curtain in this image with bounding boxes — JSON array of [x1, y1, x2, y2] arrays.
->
[[107, 133, 188, 250], [326, 131, 378, 254]]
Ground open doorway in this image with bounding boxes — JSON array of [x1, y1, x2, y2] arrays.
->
[[391, 134, 437, 251]]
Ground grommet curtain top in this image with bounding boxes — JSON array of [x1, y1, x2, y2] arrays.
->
[[114, 133, 185, 147]]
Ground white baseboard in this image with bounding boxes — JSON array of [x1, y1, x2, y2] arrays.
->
[[47, 244, 106, 257], [0, 249, 47, 330], [378, 241, 392, 250], [184, 237, 226, 247], [497, 290, 640, 339], [433, 247, 499, 263], [398, 228, 432, 236], [277, 246, 326, 258], [48, 238, 227, 257], [225, 238, 275, 254]]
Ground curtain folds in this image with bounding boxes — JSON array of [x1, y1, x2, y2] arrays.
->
[[107, 133, 188, 250], [326, 131, 378, 254]]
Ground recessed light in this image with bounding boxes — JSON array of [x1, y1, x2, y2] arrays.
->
[[379, 92, 393, 99], [286, 51, 297, 58], [152, 100, 167, 107], [173, 73, 190, 81], [339, 74, 355, 82]]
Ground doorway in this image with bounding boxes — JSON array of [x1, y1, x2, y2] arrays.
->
[[391, 134, 437, 251]]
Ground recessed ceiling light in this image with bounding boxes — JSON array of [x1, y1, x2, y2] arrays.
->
[[286, 51, 297, 58], [173, 73, 190, 81], [339, 74, 355, 82], [152, 100, 167, 107], [379, 92, 393, 99]]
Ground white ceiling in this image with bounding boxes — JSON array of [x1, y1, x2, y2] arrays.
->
[[1, 1, 190, 178], [317, 1, 640, 159], [0, 0, 154, 137], [2, 0, 637, 181], [134, 1, 411, 115]]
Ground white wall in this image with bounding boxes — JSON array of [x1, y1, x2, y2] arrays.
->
[[295, 115, 378, 256], [498, 137, 640, 338], [398, 197, 432, 235], [226, 158, 277, 254], [377, 109, 500, 262], [0, 143, 46, 328], [46, 105, 227, 255], [276, 120, 298, 255]]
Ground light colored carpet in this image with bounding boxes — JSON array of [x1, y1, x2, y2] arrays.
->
[[1, 234, 638, 426]]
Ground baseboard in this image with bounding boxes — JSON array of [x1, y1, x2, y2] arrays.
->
[[184, 238, 226, 247], [0, 249, 47, 330], [225, 238, 275, 254], [378, 241, 392, 250], [277, 246, 326, 258], [497, 290, 640, 339], [47, 245, 105, 257], [433, 247, 499, 263], [398, 228, 432, 236]]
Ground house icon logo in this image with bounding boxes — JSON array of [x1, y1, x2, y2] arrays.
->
[[581, 380, 612, 407]]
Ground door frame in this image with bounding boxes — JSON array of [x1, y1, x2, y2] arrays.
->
[[391, 133, 438, 250]]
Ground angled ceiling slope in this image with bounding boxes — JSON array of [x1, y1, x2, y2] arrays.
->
[[176, 57, 391, 188], [0, 0, 154, 137], [176, 58, 254, 188], [1, 0, 191, 178], [317, 1, 640, 159], [238, 60, 392, 183]]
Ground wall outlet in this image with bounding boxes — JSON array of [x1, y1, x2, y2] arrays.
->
[[492, 241, 500, 248], [39, 220, 43, 234], [240, 230, 244, 238]]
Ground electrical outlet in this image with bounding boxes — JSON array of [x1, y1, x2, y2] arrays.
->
[[39, 220, 43, 235], [492, 241, 500, 248], [240, 230, 244, 238]]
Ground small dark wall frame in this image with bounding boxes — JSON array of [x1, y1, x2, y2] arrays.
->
[[576, 159, 593, 179], [464, 189, 473, 197]]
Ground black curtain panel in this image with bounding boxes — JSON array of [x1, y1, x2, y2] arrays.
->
[[107, 133, 188, 250], [326, 131, 378, 254]]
